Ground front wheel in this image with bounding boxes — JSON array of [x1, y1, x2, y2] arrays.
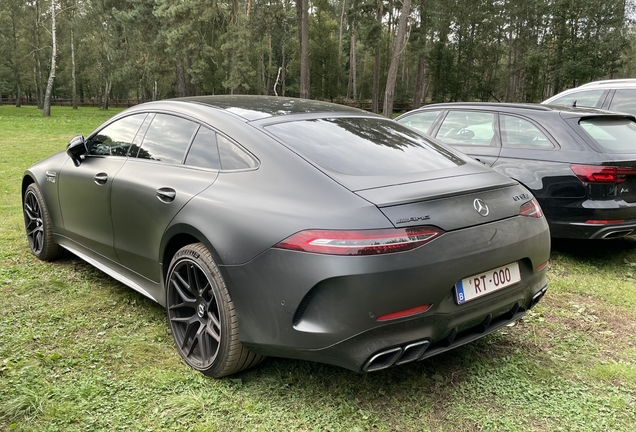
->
[[166, 243, 264, 378], [23, 183, 61, 260]]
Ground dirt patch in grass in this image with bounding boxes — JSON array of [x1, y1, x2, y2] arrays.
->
[[529, 291, 636, 363]]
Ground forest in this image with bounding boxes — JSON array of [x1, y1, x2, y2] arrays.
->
[[0, 0, 635, 116]]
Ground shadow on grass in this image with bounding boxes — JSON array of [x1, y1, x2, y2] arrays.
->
[[551, 236, 636, 261]]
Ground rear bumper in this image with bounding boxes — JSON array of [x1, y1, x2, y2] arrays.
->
[[544, 197, 636, 239], [549, 219, 636, 239], [248, 282, 547, 372], [223, 215, 550, 371]]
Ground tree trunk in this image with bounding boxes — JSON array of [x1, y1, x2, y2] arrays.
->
[[412, 55, 426, 109], [383, 0, 411, 117], [16, 81, 22, 107], [347, 21, 357, 101], [33, 0, 44, 109], [339, 0, 346, 58], [103, 79, 111, 110], [71, 25, 77, 109], [176, 60, 187, 97], [297, 0, 310, 98], [43, 0, 57, 117], [10, 5, 22, 107], [338, 0, 346, 94], [281, 42, 286, 96], [266, 33, 273, 95], [372, 0, 383, 113]]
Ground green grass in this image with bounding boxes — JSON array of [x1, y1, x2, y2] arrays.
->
[[1, 105, 635, 431]]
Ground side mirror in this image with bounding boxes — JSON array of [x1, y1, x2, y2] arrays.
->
[[66, 135, 87, 167]]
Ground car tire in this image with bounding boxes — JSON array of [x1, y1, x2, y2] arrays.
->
[[166, 243, 264, 378], [23, 183, 61, 261]]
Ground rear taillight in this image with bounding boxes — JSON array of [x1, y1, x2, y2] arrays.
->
[[520, 198, 543, 218], [274, 226, 444, 256], [570, 164, 636, 184]]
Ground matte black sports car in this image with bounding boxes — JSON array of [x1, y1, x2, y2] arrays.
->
[[23, 96, 549, 377], [397, 103, 636, 239]]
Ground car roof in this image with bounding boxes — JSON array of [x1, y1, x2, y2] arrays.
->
[[542, 79, 636, 104], [173, 95, 368, 121], [403, 102, 622, 117], [577, 79, 636, 89]]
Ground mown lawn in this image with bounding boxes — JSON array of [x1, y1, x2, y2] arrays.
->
[[1, 105, 635, 431]]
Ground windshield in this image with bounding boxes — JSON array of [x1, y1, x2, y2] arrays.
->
[[266, 117, 465, 176]]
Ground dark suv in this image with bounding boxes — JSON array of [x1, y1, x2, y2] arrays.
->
[[542, 79, 636, 116], [396, 103, 636, 239]]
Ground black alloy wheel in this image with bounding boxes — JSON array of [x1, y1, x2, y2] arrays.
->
[[166, 243, 264, 378], [23, 183, 60, 260]]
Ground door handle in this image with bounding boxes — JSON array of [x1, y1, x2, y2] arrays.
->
[[94, 172, 108, 185], [157, 187, 176, 203]]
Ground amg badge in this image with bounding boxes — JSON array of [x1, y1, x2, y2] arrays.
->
[[396, 215, 431, 224]]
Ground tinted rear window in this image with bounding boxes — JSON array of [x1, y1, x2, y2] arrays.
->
[[579, 118, 636, 154], [609, 89, 636, 116], [266, 117, 464, 176], [550, 90, 605, 108]]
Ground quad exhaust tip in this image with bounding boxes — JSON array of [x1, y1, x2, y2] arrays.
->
[[600, 229, 634, 239], [530, 286, 548, 309], [362, 340, 430, 372]]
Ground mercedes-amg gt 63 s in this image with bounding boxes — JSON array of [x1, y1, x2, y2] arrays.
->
[[22, 96, 550, 378]]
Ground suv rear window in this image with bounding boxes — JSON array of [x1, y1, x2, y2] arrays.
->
[[266, 117, 464, 176], [579, 117, 636, 154]]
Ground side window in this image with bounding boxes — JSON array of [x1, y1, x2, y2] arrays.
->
[[128, 114, 154, 158], [398, 111, 441, 134], [609, 89, 636, 116], [136, 114, 198, 164], [550, 90, 604, 108], [501, 115, 554, 148], [185, 126, 221, 169], [218, 135, 258, 170], [87, 114, 147, 156], [436, 111, 497, 146]]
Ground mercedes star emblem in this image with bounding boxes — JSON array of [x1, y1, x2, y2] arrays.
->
[[473, 198, 489, 216]]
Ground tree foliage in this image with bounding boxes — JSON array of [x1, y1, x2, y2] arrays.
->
[[0, 0, 634, 110]]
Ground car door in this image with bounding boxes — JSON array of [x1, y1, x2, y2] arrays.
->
[[431, 110, 501, 166], [110, 114, 220, 282], [492, 114, 567, 220], [57, 113, 148, 261]]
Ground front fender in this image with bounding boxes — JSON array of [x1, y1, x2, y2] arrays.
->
[[22, 152, 70, 237]]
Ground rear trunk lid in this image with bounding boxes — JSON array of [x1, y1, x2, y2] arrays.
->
[[355, 169, 526, 232]]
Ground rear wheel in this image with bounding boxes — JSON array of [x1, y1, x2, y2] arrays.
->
[[23, 183, 61, 260], [166, 243, 264, 378]]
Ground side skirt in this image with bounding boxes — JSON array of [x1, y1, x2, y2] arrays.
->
[[56, 237, 165, 306]]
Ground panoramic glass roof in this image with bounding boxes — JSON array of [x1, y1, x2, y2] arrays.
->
[[176, 95, 365, 121]]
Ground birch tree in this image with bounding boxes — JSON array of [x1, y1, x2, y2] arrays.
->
[[42, 0, 57, 116]]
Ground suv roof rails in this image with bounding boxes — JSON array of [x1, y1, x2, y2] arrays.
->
[[579, 79, 636, 88], [423, 102, 552, 112]]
